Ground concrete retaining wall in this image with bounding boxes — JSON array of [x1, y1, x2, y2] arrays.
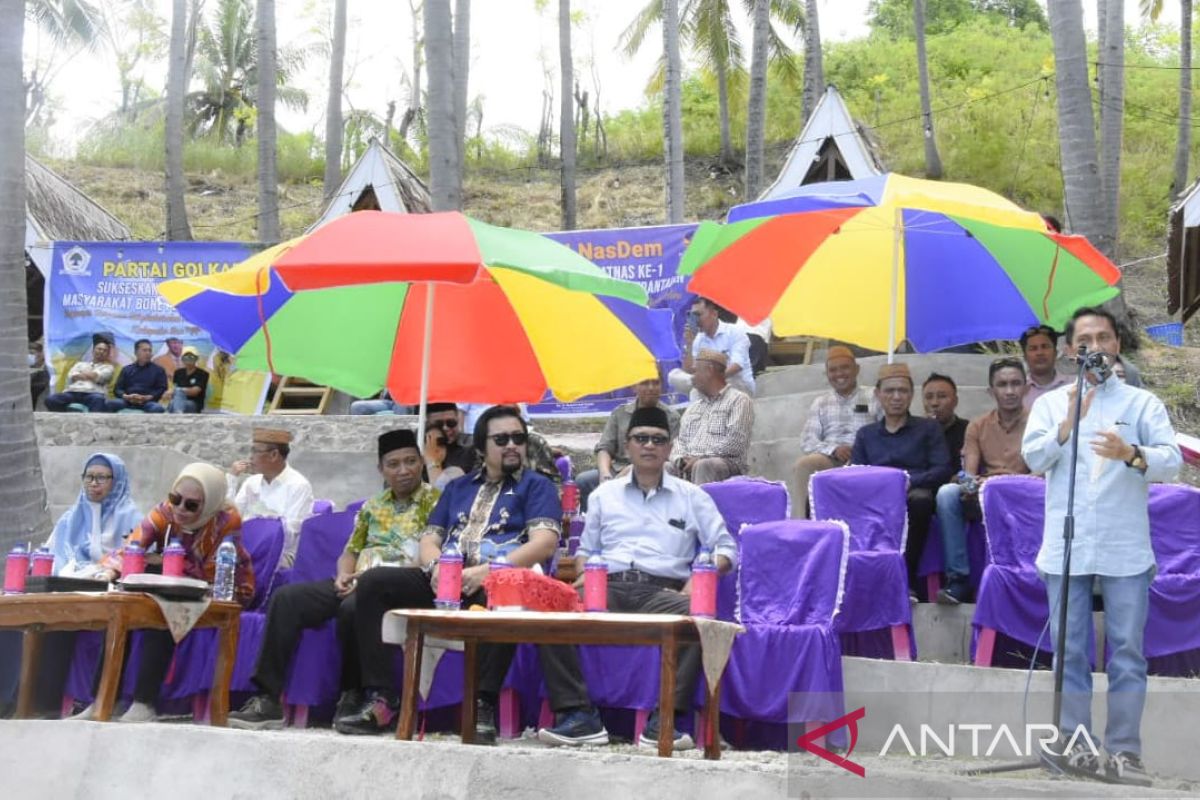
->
[[756, 353, 1002, 398]]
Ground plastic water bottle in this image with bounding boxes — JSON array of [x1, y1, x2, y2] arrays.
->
[[4, 545, 30, 594], [561, 478, 580, 517], [435, 541, 464, 610], [583, 554, 608, 612], [30, 547, 54, 577], [212, 538, 237, 602], [689, 548, 718, 618]]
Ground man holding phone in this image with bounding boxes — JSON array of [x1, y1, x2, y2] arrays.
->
[[667, 297, 755, 396], [422, 402, 476, 488]]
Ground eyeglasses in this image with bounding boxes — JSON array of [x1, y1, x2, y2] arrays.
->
[[250, 446, 276, 456], [167, 492, 202, 513], [488, 432, 528, 447], [629, 433, 670, 446], [81, 473, 113, 484], [430, 418, 458, 429]]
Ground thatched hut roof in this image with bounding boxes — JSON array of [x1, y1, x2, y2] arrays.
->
[[309, 138, 432, 231], [25, 154, 132, 243]]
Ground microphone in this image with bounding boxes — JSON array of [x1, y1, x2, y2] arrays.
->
[[1075, 343, 1112, 383]]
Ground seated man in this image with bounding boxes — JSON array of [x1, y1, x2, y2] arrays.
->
[[166, 346, 209, 413], [45, 332, 116, 413], [851, 363, 954, 599], [230, 427, 315, 567], [106, 338, 169, 413], [420, 402, 476, 488], [793, 346, 876, 513], [153, 336, 184, 376], [229, 429, 439, 730], [667, 297, 755, 396], [1021, 324, 1069, 408], [670, 350, 754, 484], [936, 357, 1031, 604], [535, 406, 736, 751], [350, 389, 408, 415], [576, 376, 680, 512], [335, 405, 561, 736], [922, 372, 969, 469]]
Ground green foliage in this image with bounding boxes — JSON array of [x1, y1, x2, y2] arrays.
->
[[867, 0, 1046, 38]]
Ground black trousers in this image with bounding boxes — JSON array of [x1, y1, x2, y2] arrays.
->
[[33, 632, 77, 715], [905, 487, 935, 592], [251, 579, 358, 699], [351, 566, 589, 712], [539, 579, 701, 714], [91, 629, 176, 705]]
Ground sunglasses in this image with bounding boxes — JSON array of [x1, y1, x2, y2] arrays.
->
[[629, 433, 670, 446], [429, 418, 458, 429], [168, 492, 203, 513], [489, 432, 528, 447]]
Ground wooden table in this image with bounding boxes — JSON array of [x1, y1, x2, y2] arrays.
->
[[383, 609, 736, 759], [0, 593, 241, 724]]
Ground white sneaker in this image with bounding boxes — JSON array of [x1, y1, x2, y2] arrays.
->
[[118, 702, 157, 723], [67, 703, 96, 721]]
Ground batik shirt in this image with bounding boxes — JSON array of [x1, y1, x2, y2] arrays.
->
[[345, 483, 440, 568]]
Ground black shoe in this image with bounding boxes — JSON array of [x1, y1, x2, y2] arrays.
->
[[1105, 751, 1152, 787], [1049, 738, 1103, 780], [537, 707, 609, 747], [474, 698, 497, 746], [229, 694, 285, 731], [637, 710, 694, 752], [936, 580, 971, 606], [334, 691, 398, 736], [334, 689, 363, 722]]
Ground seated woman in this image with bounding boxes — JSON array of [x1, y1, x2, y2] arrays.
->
[[71, 463, 255, 722], [28, 453, 142, 716]]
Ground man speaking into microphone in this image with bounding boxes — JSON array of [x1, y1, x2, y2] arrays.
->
[[1021, 307, 1181, 786]]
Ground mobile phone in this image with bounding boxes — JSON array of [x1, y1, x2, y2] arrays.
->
[[686, 310, 700, 330]]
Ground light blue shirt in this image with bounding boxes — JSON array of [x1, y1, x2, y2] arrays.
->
[[1022, 377, 1182, 576], [579, 471, 737, 581], [693, 321, 755, 394]]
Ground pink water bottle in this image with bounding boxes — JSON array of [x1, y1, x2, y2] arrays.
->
[[121, 542, 146, 577], [689, 548, 718, 618], [435, 542, 463, 610], [30, 547, 54, 577], [4, 546, 30, 594], [162, 543, 186, 577], [583, 554, 608, 612], [561, 479, 579, 517]]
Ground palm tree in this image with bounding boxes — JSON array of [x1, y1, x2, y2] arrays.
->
[[801, 0, 823, 121], [165, 0, 192, 240], [24, 0, 103, 122], [1141, 0, 1191, 199], [663, 0, 685, 223], [914, 0, 942, 179], [323, 0, 347, 200], [1099, 0, 1124, 251], [560, 0, 576, 229], [453, 0, 470, 200], [255, 0, 278, 242], [399, 0, 423, 145], [425, 0, 459, 210], [745, 0, 769, 198], [1, 0, 52, 552], [620, 0, 803, 169]]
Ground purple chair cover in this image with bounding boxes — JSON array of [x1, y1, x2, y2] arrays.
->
[[241, 517, 287, 611], [810, 466, 913, 657], [344, 498, 366, 514], [917, 517, 989, 592], [972, 475, 1063, 659], [1145, 484, 1200, 672], [701, 476, 791, 621], [311, 499, 334, 515]]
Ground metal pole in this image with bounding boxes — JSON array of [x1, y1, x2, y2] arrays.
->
[[416, 283, 435, 454], [888, 206, 902, 363]]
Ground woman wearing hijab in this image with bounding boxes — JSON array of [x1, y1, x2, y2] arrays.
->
[[48, 453, 143, 577], [73, 463, 255, 723]]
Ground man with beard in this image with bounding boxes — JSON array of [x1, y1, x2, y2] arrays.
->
[[334, 405, 561, 737]]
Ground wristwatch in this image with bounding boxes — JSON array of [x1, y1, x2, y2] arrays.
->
[[1125, 444, 1148, 472], [420, 560, 436, 575]]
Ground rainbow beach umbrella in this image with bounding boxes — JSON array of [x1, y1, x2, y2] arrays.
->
[[158, 211, 676, 433], [679, 173, 1122, 357]]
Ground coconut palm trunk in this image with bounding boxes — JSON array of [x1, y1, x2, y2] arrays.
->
[[1173, 0, 1192, 199], [256, 0, 280, 242], [560, 0, 577, 229], [425, 0, 459, 210], [914, 0, 943, 179], [453, 0, 470, 188], [1099, 0, 1124, 250], [662, 0, 685, 224], [801, 0, 823, 121], [323, 0, 348, 200], [165, 0, 192, 240], [0, 0, 51, 552], [745, 0, 769, 199]]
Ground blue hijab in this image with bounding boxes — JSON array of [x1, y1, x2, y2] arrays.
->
[[48, 453, 143, 574]]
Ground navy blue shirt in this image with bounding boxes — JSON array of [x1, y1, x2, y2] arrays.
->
[[851, 414, 954, 490], [114, 362, 168, 402], [425, 468, 561, 566]]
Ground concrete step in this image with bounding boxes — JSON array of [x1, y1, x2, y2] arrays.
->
[[751, 386, 994, 443], [747, 436, 806, 502], [757, 352, 1003, 398]]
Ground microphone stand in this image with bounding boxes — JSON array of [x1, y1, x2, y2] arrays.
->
[[964, 346, 1093, 777]]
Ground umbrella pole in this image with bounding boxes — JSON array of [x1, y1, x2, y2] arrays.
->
[[416, 284, 435, 454], [888, 206, 903, 364]]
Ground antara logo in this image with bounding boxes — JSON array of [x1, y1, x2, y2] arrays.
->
[[796, 706, 866, 777]]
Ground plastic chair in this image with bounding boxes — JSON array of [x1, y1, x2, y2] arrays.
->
[[311, 499, 334, 516], [1145, 484, 1200, 676]]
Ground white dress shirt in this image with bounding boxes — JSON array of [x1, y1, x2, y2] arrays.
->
[[233, 464, 314, 566]]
